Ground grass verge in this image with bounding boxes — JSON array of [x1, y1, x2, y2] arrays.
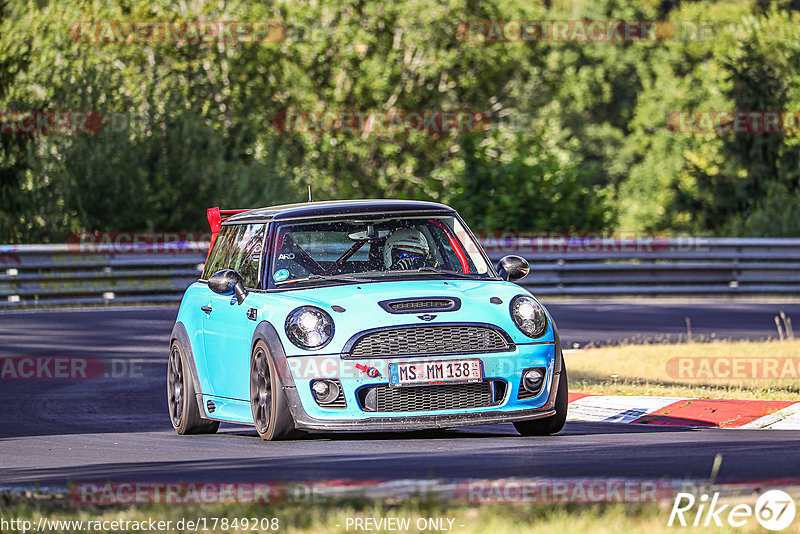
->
[[566, 340, 800, 400]]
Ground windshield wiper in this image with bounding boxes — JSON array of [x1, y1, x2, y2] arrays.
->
[[415, 267, 480, 278], [382, 267, 479, 279], [275, 274, 371, 286]]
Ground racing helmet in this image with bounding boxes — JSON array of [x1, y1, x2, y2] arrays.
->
[[383, 228, 429, 268]]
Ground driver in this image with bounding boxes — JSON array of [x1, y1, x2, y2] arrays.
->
[[383, 228, 430, 270]]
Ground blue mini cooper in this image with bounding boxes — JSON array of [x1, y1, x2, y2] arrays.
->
[[168, 200, 567, 440]]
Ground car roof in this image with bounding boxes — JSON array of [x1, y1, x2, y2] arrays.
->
[[223, 199, 456, 224]]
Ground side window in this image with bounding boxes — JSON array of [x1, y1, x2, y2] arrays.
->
[[228, 224, 266, 288], [201, 224, 266, 288], [202, 226, 235, 279]]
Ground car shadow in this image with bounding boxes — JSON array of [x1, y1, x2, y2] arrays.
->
[[216, 420, 699, 442]]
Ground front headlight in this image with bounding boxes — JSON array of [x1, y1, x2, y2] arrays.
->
[[510, 295, 547, 338], [285, 306, 334, 349]]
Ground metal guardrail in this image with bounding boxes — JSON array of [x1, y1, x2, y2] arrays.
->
[[0, 244, 206, 308], [0, 238, 798, 308], [482, 237, 800, 296]]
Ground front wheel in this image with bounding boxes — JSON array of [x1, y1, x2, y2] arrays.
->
[[250, 341, 298, 440], [514, 361, 568, 436], [167, 340, 219, 435]]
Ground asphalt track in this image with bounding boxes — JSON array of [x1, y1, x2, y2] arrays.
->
[[1, 301, 799, 489]]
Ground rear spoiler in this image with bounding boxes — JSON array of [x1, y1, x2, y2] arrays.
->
[[205, 207, 253, 261]]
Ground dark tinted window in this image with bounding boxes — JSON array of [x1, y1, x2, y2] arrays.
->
[[202, 224, 266, 288], [203, 226, 234, 279], [228, 224, 266, 287]]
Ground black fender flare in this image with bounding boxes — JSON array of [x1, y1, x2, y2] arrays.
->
[[250, 321, 295, 387], [250, 321, 304, 423], [534, 322, 564, 412], [170, 321, 206, 416], [553, 322, 564, 377]]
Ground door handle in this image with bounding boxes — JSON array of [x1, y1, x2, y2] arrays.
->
[[200, 305, 213, 313]]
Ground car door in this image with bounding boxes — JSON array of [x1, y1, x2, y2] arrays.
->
[[202, 223, 266, 401]]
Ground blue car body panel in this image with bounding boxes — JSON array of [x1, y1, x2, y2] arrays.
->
[[175, 277, 558, 428]]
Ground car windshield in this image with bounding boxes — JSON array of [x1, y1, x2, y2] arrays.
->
[[268, 214, 493, 287]]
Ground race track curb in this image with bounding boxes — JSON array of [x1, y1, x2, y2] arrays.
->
[[567, 393, 800, 429]]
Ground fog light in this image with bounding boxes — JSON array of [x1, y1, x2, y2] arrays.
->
[[311, 379, 341, 405], [522, 368, 545, 393]]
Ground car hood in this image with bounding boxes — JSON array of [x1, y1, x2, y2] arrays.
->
[[255, 278, 554, 355]]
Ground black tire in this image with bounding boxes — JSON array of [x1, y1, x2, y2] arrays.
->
[[250, 340, 298, 440], [514, 360, 568, 436], [167, 340, 219, 435]]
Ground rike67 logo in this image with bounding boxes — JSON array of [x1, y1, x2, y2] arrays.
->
[[669, 490, 796, 531]]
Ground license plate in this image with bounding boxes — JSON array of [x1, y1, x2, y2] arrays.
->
[[388, 359, 483, 387]]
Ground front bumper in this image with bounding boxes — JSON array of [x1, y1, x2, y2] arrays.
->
[[280, 341, 562, 431], [286, 403, 557, 431]]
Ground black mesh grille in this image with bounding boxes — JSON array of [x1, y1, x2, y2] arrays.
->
[[348, 325, 511, 358], [363, 381, 497, 412], [388, 299, 454, 312]]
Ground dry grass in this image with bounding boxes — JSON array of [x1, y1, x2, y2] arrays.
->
[[566, 340, 800, 400]]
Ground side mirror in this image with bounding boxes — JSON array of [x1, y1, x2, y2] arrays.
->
[[208, 269, 248, 304], [496, 255, 530, 283]]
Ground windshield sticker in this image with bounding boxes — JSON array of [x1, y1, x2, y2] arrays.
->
[[273, 268, 290, 282]]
